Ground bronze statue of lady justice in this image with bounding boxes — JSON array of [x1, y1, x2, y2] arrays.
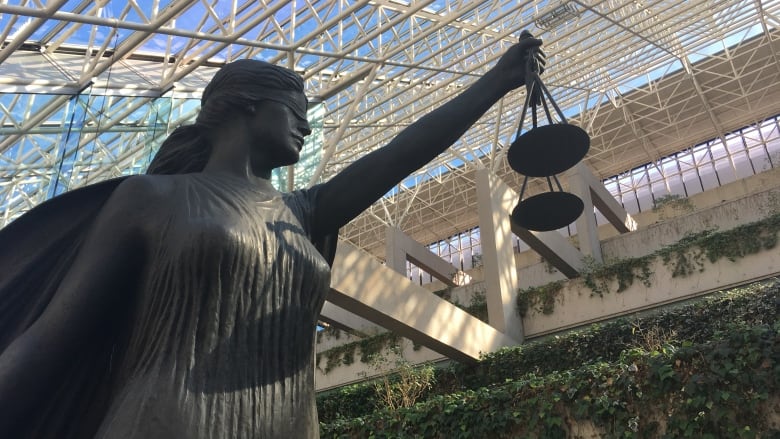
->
[[0, 36, 543, 438]]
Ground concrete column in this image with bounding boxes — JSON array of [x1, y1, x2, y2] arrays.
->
[[385, 226, 409, 276], [475, 169, 524, 342], [567, 167, 603, 262]]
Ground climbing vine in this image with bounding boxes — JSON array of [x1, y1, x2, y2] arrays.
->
[[316, 325, 343, 344], [321, 323, 779, 438], [652, 193, 695, 219], [516, 280, 564, 317], [517, 212, 780, 316], [458, 290, 488, 322], [317, 279, 778, 424], [316, 332, 402, 374], [659, 212, 780, 277], [581, 255, 654, 297], [317, 290, 488, 375]]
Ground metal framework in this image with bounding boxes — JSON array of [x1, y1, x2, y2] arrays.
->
[[1, 0, 779, 260]]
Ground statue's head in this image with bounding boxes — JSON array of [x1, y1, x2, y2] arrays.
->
[[147, 60, 310, 175], [198, 60, 308, 128]]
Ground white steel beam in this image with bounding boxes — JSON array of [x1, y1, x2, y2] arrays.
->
[[0, 0, 70, 64]]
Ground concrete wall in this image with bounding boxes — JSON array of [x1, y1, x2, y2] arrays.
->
[[522, 238, 780, 336], [314, 167, 780, 390], [315, 338, 444, 391], [505, 166, 780, 289]]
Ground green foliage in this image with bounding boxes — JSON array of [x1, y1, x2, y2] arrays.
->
[[316, 325, 343, 344], [317, 279, 779, 424], [317, 383, 377, 423], [516, 280, 565, 317], [374, 361, 437, 411], [456, 280, 777, 391], [317, 214, 780, 435], [321, 323, 779, 438], [316, 332, 401, 374], [652, 194, 695, 219], [317, 291, 488, 377], [519, 212, 780, 314], [659, 212, 780, 278], [358, 339, 439, 412], [359, 332, 402, 364], [460, 290, 488, 322], [581, 255, 654, 297]]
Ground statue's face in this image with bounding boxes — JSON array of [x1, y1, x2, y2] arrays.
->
[[247, 96, 311, 170]]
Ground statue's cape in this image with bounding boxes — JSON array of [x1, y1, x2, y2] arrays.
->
[[0, 177, 128, 438], [0, 177, 128, 349], [0, 176, 337, 438]]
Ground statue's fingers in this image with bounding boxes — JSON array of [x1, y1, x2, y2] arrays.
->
[[518, 36, 543, 50]]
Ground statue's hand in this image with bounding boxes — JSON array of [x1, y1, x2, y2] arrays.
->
[[492, 32, 545, 93]]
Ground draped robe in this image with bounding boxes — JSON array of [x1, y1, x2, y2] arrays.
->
[[0, 173, 336, 438]]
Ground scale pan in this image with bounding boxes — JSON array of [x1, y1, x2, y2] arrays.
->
[[507, 124, 589, 177], [511, 191, 584, 232]]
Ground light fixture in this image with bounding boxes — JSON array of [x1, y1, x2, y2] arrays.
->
[[534, 1, 581, 31]]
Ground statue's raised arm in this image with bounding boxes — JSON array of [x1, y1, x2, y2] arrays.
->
[[313, 36, 543, 237], [0, 34, 541, 439]]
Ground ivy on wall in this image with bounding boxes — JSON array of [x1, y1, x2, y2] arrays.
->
[[516, 212, 780, 317], [316, 211, 780, 433], [658, 212, 780, 277], [317, 280, 778, 424], [316, 332, 402, 374], [458, 290, 488, 322], [515, 280, 564, 317], [652, 194, 695, 219], [321, 323, 779, 438], [582, 255, 653, 297], [318, 212, 780, 378], [316, 325, 342, 344]]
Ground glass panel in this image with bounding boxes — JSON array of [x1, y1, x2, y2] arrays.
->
[[699, 165, 720, 191], [621, 193, 640, 214], [730, 150, 754, 179], [714, 157, 737, 185], [636, 185, 654, 212]]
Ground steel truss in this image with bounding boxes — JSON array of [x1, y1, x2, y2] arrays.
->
[[0, 0, 779, 259]]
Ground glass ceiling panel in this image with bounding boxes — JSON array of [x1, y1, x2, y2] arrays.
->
[[0, 0, 777, 253]]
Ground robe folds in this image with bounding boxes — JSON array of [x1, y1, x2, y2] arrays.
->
[[0, 173, 336, 438]]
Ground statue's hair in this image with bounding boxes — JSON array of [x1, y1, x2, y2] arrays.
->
[[147, 60, 304, 175]]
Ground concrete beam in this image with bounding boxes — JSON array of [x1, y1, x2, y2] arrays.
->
[[320, 302, 385, 336], [320, 225, 474, 339], [327, 239, 519, 363], [511, 225, 586, 278], [385, 226, 470, 286], [569, 163, 637, 233]]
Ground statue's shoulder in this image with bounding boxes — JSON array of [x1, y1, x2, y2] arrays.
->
[[112, 174, 177, 203], [100, 175, 179, 223]]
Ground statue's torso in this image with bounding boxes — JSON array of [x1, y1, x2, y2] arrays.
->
[[96, 174, 330, 439]]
